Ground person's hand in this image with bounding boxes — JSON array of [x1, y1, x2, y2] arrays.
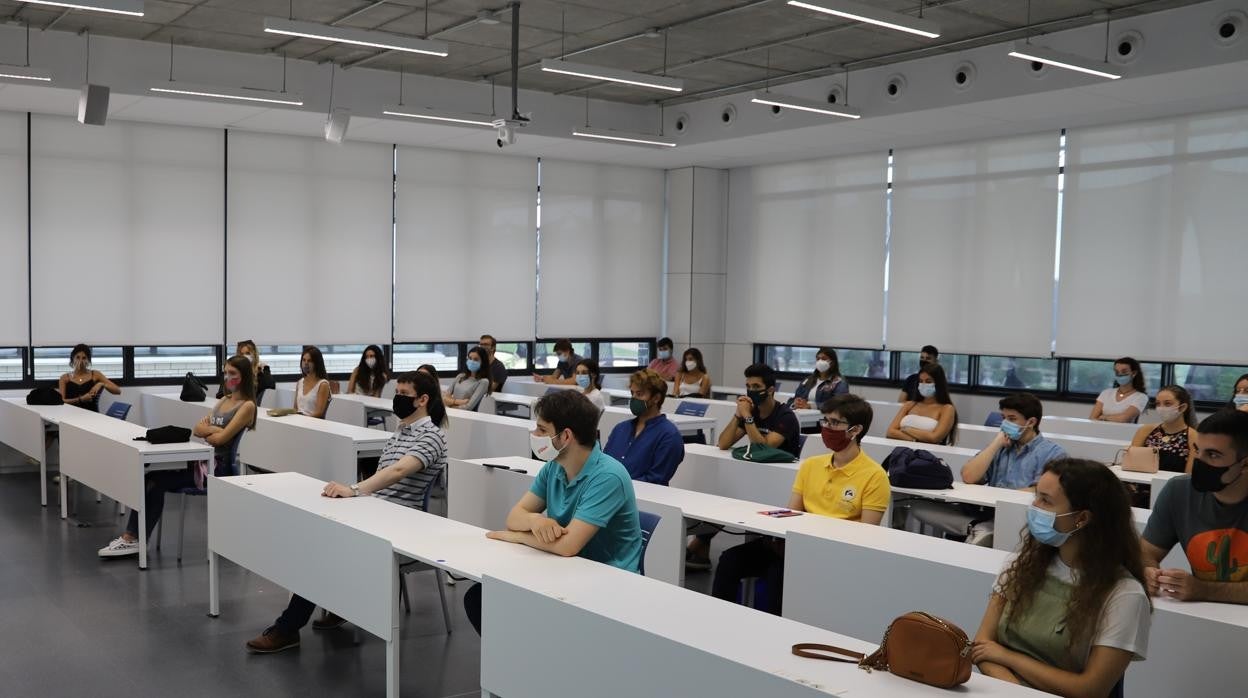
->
[[486, 530, 522, 543], [1156, 568, 1202, 601], [88, 384, 103, 397], [736, 396, 754, 420], [1144, 567, 1160, 596], [322, 482, 355, 498], [970, 640, 1012, 667], [532, 374, 546, 383], [530, 516, 567, 544], [793, 398, 809, 410], [993, 430, 1011, 448]]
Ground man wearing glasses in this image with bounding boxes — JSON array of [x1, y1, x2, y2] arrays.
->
[[709, 394, 890, 614]]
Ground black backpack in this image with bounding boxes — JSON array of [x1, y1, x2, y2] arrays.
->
[[26, 386, 63, 406], [180, 372, 208, 402], [133, 425, 192, 444], [882, 447, 954, 489]]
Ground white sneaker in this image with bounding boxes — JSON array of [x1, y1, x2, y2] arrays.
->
[[98, 536, 139, 558]]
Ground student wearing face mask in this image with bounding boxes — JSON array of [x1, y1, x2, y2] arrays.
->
[[462, 389, 642, 634], [246, 371, 449, 652], [1226, 373, 1248, 413], [788, 347, 848, 411], [573, 358, 607, 412], [972, 458, 1151, 695], [710, 395, 888, 615], [347, 345, 389, 397], [99, 355, 257, 558], [962, 393, 1067, 491], [58, 344, 120, 412], [898, 345, 939, 403], [604, 369, 684, 485], [646, 337, 678, 381], [444, 346, 491, 411], [532, 339, 582, 385], [294, 346, 331, 419], [1140, 410, 1248, 605], [672, 347, 712, 398], [1090, 357, 1149, 423], [232, 340, 275, 402], [887, 362, 959, 445], [1130, 385, 1197, 474]]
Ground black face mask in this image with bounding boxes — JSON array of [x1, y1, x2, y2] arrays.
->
[[747, 389, 768, 409], [392, 394, 418, 420], [1191, 458, 1242, 493]]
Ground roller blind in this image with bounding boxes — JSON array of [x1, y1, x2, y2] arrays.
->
[[888, 133, 1059, 356], [394, 147, 537, 341], [30, 116, 223, 345], [0, 112, 26, 346], [537, 160, 665, 338], [1057, 110, 1248, 363], [226, 132, 392, 345], [725, 153, 887, 348]]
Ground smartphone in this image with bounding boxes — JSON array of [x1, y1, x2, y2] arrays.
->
[[759, 509, 803, 518]]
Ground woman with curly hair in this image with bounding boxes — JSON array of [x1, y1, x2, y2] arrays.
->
[[971, 458, 1152, 697]]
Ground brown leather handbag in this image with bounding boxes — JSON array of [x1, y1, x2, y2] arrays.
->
[[792, 611, 973, 689]]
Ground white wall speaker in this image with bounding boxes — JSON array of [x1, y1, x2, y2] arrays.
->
[[77, 84, 110, 126], [324, 107, 351, 144]]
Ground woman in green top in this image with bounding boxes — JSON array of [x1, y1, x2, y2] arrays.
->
[[972, 458, 1152, 697]]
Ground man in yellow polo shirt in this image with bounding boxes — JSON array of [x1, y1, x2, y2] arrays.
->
[[711, 394, 889, 614]]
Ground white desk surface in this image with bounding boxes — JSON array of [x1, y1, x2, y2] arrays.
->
[[150, 393, 389, 447], [1, 397, 84, 426], [331, 392, 393, 412], [1042, 415, 1142, 440], [660, 395, 821, 426], [891, 481, 1034, 509], [1109, 465, 1184, 485], [53, 403, 211, 459]]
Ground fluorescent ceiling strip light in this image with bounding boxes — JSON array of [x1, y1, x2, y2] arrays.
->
[[149, 81, 304, 106], [19, 0, 143, 17], [786, 0, 939, 39], [383, 107, 496, 127], [751, 91, 861, 119], [1007, 42, 1122, 80], [263, 17, 449, 57], [541, 59, 683, 93], [0, 65, 52, 82], [572, 127, 676, 148]]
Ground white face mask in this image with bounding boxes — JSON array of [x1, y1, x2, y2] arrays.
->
[[1155, 405, 1181, 423], [685, 360, 697, 372], [530, 429, 565, 462], [365, 357, 377, 369], [814, 359, 831, 374]]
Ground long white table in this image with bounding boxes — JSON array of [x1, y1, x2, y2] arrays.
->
[[144, 393, 389, 483], [57, 408, 212, 569], [0, 397, 79, 506], [331, 395, 537, 461], [479, 391, 719, 442], [1041, 415, 1144, 441], [957, 423, 1127, 463]]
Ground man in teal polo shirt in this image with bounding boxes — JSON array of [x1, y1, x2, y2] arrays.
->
[[464, 389, 643, 634]]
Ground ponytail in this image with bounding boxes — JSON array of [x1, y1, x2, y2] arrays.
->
[[412, 371, 448, 429]]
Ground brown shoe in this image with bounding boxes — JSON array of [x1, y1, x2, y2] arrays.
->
[[311, 611, 346, 631], [245, 626, 300, 654]]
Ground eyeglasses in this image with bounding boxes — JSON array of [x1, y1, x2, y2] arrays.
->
[[818, 418, 849, 429]]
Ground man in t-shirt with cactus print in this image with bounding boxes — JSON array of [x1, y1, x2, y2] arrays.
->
[[1142, 410, 1248, 604]]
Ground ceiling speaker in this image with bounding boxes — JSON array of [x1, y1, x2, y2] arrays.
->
[[325, 107, 351, 144], [77, 84, 110, 126]]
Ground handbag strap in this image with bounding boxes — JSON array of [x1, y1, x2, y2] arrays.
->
[[791, 643, 866, 663]]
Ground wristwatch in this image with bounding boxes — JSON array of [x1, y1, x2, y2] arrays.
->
[[744, 416, 755, 425], [350, 483, 361, 497]]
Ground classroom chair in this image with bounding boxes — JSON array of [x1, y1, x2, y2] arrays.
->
[[398, 483, 453, 633], [156, 433, 243, 563], [984, 411, 1004, 427], [637, 510, 662, 577]]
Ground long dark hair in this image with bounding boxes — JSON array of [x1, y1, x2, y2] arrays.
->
[[409, 370, 447, 429], [919, 362, 958, 445], [1114, 357, 1146, 394], [997, 459, 1150, 649], [1156, 384, 1197, 427], [70, 343, 92, 367], [803, 347, 841, 390], [355, 345, 389, 394], [224, 354, 258, 429], [682, 347, 706, 374], [464, 346, 491, 385], [417, 363, 440, 377], [576, 358, 602, 389], [301, 346, 328, 381], [1227, 373, 1248, 411]]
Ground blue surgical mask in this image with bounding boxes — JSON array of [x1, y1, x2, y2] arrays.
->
[[658, 350, 672, 360], [1026, 505, 1081, 547], [1114, 374, 1132, 387], [917, 383, 936, 399], [1234, 394, 1248, 407], [575, 374, 592, 389], [1000, 420, 1025, 441], [466, 359, 482, 373]]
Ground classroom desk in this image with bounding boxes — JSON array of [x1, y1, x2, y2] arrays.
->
[[481, 562, 1046, 698], [208, 472, 552, 698], [1041, 415, 1144, 441], [144, 393, 389, 483], [0, 397, 80, 506], [477, 391, 718, 443], [783, 528, 1248, 698], [57, 412, 212, 569], [332, 394, 535, 462], [957, 424, 1126, 463], [498, 378, 578, 399], [710, 384, 796, 402], [659, 396, 823, 430], [993, 499, 1188, 568], [1109, 465, 1184, 507]]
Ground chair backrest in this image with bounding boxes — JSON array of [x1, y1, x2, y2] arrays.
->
[[545, 386, 563, 396], [984, 411, 1004, 428], [637, 510, 662, 577], [105, 401, 132, 421], [674, 401, 708, 417], [798, 433, 808, 451]]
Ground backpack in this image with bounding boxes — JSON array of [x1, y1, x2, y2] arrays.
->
[[882, 447, 954, 489], [180, 372, 208, 402], [26, 386, 64, 406]]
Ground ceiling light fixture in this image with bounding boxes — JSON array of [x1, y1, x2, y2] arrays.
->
[[262, 17, 449, 57], [383, 107, 497, 127], [750, 91, 861, 119], [786, 0, 940, 39], [0, 65, 52, 82], [18, 0, 143, 17], [149, 81, 305, 106], [540, 59, 683, 92], [572, 126, 676, 148], [1007, 42, 1122, 79]]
